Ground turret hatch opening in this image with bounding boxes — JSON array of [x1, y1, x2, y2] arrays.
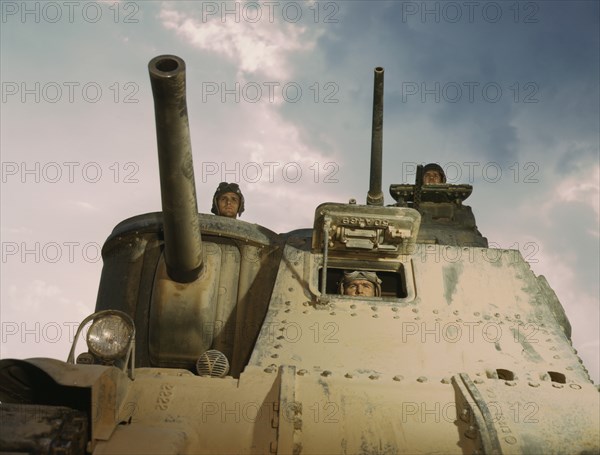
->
[[318, 267, 408, 298]]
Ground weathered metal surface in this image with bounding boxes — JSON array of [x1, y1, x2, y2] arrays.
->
[[149, 55, 202, 283], [367, 67, 385, 207], [1, 56, 598, 454], [0, 404, 87, 454]]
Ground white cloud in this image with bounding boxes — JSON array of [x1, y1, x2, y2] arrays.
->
[[535, 165, 600, 234], [71, 200, 98, 211], [159, 4, 318, 79], [200, 98, 343, 231], [557, 165, 599, 209]]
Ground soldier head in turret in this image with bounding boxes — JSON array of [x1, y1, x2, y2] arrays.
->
[[422, 163, 446, 185], [339, 271, 382, 297], [211, 182, 245, 218]]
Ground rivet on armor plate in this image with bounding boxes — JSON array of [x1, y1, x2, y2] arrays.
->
[[460, 408, 471, 423], [528, 382, 540, 387], [371, 306, 378, 311], [465, 425, 478, 440], [569, 384, 581, 390], [392, 307, 398, 312], [417, 376, 427, 383], [351, 313, 357, 317], [372, 314, 379, 318], [297, 369, 308, 376], [285, 301, 291, 306], [552, 383, 564, 389], [412, 308, 418, 313], [271, 354, 279, 358], [474, 378, 484, 384], [441, 377, 451, 384], [505, 381, 516, 386], [369, 374, 379, 380], [453, 310, 459, 315], [321, 370, 332, 377], [432, 309, 439, 314], [345, 373, 353, 379], [350, 304, 356, 309], [393, 375, 403, 382], [330, 312, 336, 316], [288, 288, 294, 292]]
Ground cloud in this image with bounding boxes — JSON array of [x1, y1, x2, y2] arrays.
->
[[159, 5, 319, 79], [71, 201, 98, 211], [538, 165, 600, 237], [555, 165, 600, 217]]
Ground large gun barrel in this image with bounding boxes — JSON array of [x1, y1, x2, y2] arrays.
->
[[149, 55, 202, 283], [367, 67, 384, 206]]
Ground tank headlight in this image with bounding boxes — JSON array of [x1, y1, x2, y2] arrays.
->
[[67, 310, 136, 379], [87, 314, 134, 360]]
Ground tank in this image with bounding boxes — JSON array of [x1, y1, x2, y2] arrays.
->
[[1, 55, 598, 455]]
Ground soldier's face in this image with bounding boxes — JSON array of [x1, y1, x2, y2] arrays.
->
[[344, 279, 375, 297], [423, 170, 443, 185], [217, 192, 240, 218]]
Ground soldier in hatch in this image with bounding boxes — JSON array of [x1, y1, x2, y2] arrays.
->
[[339, 271, 382, 297], [422, 163, 446, 185], [211, 182, 245, 219]]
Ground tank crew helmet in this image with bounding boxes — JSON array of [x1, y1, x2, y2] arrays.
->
[[211, 182, 245, 217], [422, 163, 446, 184], [339, 270, 382, 297]]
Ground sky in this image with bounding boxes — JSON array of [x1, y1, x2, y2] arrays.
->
[[1, 1, 598, 384]]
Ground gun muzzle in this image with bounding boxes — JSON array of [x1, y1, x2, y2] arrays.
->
[[149, 55, 203, 283]]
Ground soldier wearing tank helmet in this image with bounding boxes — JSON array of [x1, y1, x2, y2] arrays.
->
[[339, 271, 382, 297], [422, 163, 446, 185], [211, 182, 245, 219]]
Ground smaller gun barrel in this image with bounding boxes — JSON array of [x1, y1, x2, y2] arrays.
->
[[149, 55, 202, 283], [367, 67, 385, 206]]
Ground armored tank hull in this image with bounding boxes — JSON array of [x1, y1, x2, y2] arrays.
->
[[1, 56, 598, 455]]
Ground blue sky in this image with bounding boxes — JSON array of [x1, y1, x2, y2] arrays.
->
[[1, 1, 598, 383]]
